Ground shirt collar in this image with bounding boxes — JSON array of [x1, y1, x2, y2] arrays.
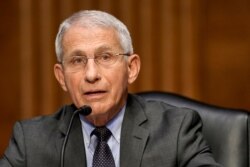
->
[[79, 105, 126, 144]]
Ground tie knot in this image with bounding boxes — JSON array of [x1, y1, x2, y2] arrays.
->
[[92, 126, 112, 142]]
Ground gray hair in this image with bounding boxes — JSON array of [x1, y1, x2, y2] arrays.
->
[[55, 10, 134, 62]]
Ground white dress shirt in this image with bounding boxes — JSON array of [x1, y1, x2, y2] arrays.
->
[[79, 106, 126, 167]]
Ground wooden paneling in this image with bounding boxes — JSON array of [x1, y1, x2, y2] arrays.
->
[[199, 0, 250, 109], [0, 0, 20, 156], [0, 0, 249, 155]]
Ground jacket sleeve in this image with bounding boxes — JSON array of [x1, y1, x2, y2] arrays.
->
[[177, 109, 223, 167], [0, 122, 26, 167]]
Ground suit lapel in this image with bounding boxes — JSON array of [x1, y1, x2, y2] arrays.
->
[[56, 105, 87, 167], [120, 95, 149, 167], [55, 95, 149, 167]]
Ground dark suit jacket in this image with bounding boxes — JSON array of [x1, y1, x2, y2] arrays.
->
[[0, 94, 221, 167]]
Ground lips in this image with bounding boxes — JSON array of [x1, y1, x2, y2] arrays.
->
[[84, 90, 106, 95], [83, 90, 107, 101]]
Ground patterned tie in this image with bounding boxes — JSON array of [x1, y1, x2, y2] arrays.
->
[[92, 126, 115, 167]]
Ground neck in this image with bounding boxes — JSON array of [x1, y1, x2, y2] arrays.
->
[[86, 109, 120, 126], [87, 94, 127, 126]]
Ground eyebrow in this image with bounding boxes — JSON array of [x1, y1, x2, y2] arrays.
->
[[70, 50, 86, 57], [68, 45, 116, 57], [95, 45, 113, 53]]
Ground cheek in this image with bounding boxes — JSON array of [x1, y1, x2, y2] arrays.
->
[[108, 67, 129, 95], [64, 73, 83, 101]]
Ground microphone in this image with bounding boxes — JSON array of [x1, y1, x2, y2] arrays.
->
[[60, 105, 92, 167]]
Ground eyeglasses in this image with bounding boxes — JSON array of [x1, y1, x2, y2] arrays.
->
[[60, 52, 131, 72]]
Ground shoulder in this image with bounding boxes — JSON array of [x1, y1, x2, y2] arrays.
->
[[128, 94, 201, 127], [18, 107, 63, 127], [14, 104, 75, 135], [130, 93, 199, 117]]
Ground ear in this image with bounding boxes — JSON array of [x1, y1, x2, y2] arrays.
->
[[54, 64, 68, 92], [127, 54, 141, 84]]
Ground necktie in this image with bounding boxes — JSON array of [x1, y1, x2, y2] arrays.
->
[[92, 126, 115, 167]]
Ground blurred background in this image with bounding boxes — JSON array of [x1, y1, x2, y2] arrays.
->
[[0, 0, 249, 155]]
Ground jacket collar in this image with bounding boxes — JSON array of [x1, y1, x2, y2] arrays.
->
[[120, 94, 149, 167], [56, 104, 87, 166], [56, 94, 149, 167]]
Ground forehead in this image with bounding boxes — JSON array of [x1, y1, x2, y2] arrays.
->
[[62, 25, 122, 54]]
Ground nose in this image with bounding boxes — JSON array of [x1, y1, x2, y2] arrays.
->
[[84, 59, 101, 83]]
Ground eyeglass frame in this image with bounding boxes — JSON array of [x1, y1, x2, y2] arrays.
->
[[58, 52, 131, 71]]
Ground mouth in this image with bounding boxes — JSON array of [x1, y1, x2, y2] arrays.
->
[[84, 90, 107, 95], [83, 90, 107, 100]]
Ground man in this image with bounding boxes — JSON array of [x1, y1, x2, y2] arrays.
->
[[0, 10, 221, 167]]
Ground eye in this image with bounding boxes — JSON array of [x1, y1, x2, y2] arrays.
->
[[98, 53, 113, 62], [70, 56, 86, 65]]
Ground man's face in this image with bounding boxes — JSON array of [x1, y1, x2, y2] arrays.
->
[[54, 25, 140, 125]]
